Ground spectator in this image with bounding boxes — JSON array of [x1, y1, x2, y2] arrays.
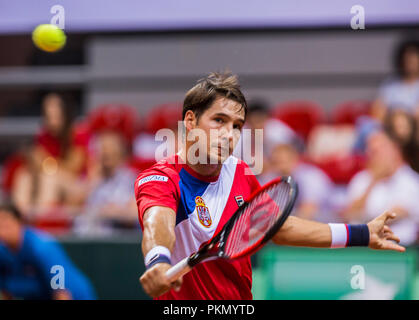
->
[[343, 128, 419, 246], [10, 144, 84, 221], [234, 99, 298, 176], [74, 131, 138, 235], [371, 40, 419, 121], [36, 92, 89, 176], [11, 92, 89, 220], [133, 103, 182, 166], [11, 145, 59, 218], [383, 109, 419, 173], [260, 138, 336, 222], [354, 40, 419, 155], [0, 201, 96, 300]]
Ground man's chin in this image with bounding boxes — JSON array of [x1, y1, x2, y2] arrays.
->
[[208, 152, 230, 165]]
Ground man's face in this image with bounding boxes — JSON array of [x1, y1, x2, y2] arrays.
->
[[270, 144, 299, 176], [186, 97, 245, 164], [390, 111, 413, 144], [43, 94, 65, 136], [403, 48, 419, 77], [366, 132, 400, 171], [98, 132, 125, 172]]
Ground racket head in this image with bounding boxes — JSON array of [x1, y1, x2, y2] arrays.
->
[[218, 175, 298, 260]]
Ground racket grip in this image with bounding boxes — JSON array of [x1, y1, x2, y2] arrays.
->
[[165, 257, 191, 283]]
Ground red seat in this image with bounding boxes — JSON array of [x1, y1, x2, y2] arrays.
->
[[271, 101, 325, 141], [128, 157, 156, 174], [31, 210, 73, 236], [311, 154, 366, 185], [1, 153, 25, 194], [88, 104, 140, 142], [146, 103, 183, 134], [331, 100, 371, 125]]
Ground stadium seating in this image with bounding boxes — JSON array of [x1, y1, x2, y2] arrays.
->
[[145, 102, 183, 134], [330, 100, 372, 125], [129, 103, 182, 173], [88, 104, 140, 142], [271, 101, 326, 141], [32, 210, 73, 235], [304, 122, 366, 184], [310, 154, 366, 185], [1, 153, 25, 194]]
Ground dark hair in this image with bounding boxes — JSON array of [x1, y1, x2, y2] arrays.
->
[[182, 71, 247, 121], [0, 201, 22, 221], [383, 111, 419, 173], [41, 92, 75, 158], [247, 99, 269, 116], [393, 40, 419, 78]]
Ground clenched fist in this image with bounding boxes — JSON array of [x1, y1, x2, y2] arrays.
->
[[139, 263, 183, 298]]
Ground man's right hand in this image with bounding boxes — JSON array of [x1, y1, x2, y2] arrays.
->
[[139, 263, 183, 298]]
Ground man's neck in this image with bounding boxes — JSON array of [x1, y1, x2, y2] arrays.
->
[[189, 163, 222, 177], [178, 149, 223, 178]]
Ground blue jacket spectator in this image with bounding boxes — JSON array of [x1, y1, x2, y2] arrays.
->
[[0, 202, 96, 300]]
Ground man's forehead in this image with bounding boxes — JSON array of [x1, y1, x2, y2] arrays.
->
[[210, 97, 245, 118]]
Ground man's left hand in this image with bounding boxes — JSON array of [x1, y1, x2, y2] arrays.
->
[[367, 211, 406, 252]]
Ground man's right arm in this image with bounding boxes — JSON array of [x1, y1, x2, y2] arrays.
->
[[139, 206, 182, 298]]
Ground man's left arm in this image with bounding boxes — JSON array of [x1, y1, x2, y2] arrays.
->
[[273, 211, 405, 252]]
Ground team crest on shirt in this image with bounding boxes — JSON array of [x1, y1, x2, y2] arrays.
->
[[195, 196, 212, 228]]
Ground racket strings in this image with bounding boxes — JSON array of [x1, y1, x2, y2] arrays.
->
[[224, 182, 292, 258]]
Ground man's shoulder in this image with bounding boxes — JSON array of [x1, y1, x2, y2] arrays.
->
[[226, 156, 260, 190], [135, 156, 181, 189], [223, 156, 251, 175], [394, 165, 419, 187], [25, 227, 55, 243], [23, 228, 59, 257]]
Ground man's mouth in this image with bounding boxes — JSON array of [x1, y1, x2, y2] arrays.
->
[[216, 145, 230, 152]]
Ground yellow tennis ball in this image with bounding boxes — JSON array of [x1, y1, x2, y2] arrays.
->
[[32, 24, 66, 52]]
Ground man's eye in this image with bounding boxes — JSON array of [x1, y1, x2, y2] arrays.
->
[[215, 118, 224, 123]]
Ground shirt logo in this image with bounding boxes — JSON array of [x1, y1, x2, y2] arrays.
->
[[195, 196, 212, 228], [235, 195, 245, 207], [138, 175, 168, 186]]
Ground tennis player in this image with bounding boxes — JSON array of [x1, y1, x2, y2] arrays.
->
[[135, 72, 405, 300]]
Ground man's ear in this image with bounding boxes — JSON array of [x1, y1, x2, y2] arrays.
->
[[183, 110, 197, 131]]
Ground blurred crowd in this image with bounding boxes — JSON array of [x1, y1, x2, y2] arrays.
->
[[248, 39, 419, 246], [1, 40, 419, 245]]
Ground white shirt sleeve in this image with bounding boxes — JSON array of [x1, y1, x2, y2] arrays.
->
[[346, 170, 371, 204]]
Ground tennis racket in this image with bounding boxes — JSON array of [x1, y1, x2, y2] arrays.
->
[[165, 175, 298, 282]]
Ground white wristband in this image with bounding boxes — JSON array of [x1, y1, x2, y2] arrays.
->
[[144, 246, 171, 266], [328, 223, 348, 248]]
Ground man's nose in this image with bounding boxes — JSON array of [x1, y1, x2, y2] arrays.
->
[[220, 126, 234, 143]]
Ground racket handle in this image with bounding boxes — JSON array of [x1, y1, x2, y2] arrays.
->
[[165, 257, 191, 283]]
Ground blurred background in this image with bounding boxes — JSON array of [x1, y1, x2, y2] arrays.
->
[[0, 0, 419, 300]]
